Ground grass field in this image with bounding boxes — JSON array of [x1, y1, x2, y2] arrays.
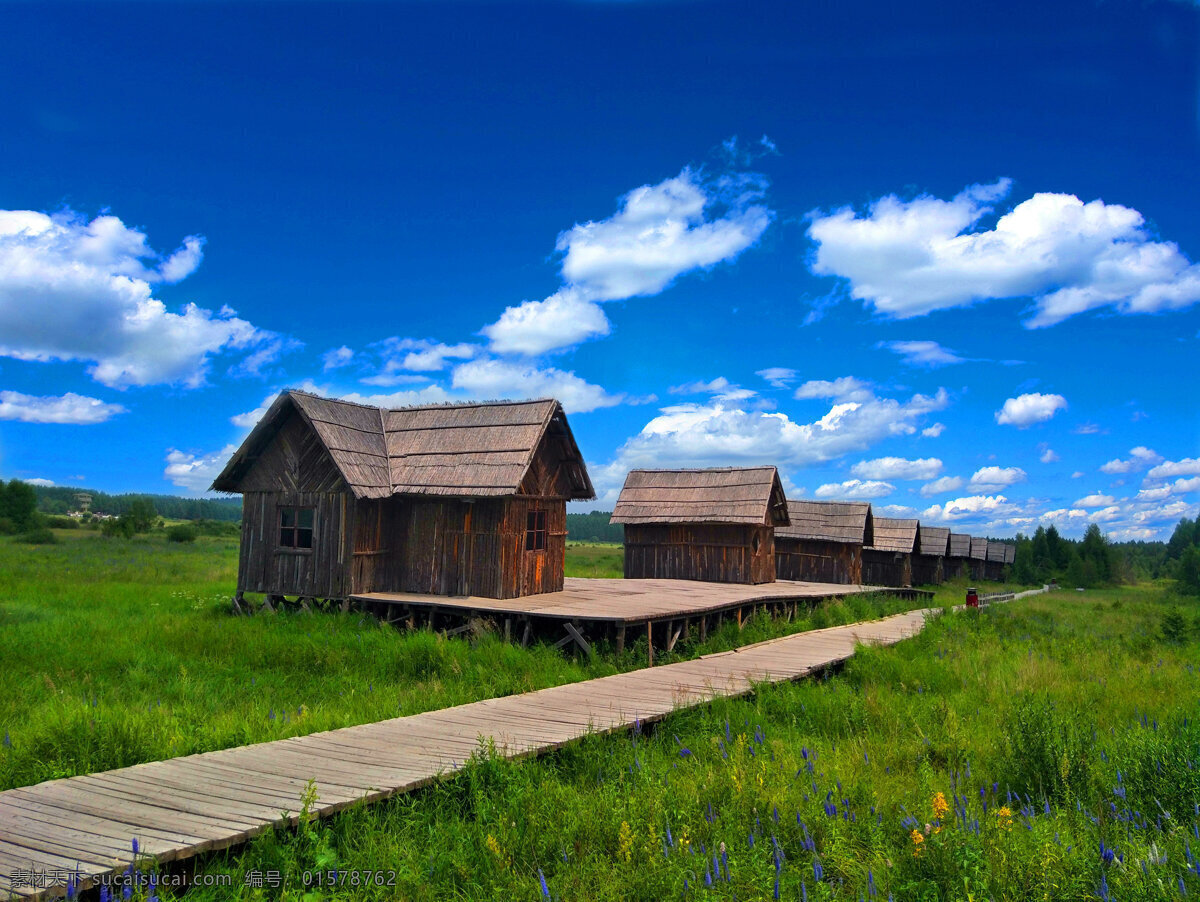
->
[[0, 533, 940, 794]]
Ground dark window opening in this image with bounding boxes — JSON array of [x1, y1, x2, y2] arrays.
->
[[752, 534, 762, 554], [279, 506, 315, 549], [525, 510, 547, 551]]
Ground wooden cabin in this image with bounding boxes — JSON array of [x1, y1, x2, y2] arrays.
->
[[985, 541, 1010, 581], [611, 467, 789, 584], [968, 536, 989, 580], [947, 532, 972, 579], [774, 500, 874, 584], [211, 390, 595, 602], [862, 517, 919, 587], [912, 525, 950, 585]]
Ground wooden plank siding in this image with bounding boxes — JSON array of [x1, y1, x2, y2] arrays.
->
[[862, 549, 913, 588], [775, 537, 862, 584], [623, 523, 775, 584]]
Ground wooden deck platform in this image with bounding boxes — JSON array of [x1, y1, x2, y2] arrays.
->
[[352, 576, 932, 659], [0, 607, 933, 900]]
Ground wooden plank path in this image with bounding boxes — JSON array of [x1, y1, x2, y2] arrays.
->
[[0, 606, 936, 900]]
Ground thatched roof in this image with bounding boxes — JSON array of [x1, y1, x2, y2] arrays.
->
[[918, 525, 951, 557], [948, 532, 972, 557], [610, 467, 789, 526], [776, 500, 873, 545], [969, 536, 988, 560], [1004, 543, 1016, 564], [987, 541, 1011, 563], [211, 390, 594, 500], [867, 517, 919, 554]]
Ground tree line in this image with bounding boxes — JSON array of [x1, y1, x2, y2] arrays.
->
[[31, 485, 242, 521], [565, 510, 624, 543]]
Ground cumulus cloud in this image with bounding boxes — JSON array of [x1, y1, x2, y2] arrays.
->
[[1039, 445, 1059, 463], [756, 367, 797, 388], [995, 392, 1067, 428], [165, 444, 238, 493], [921, 494, 1014, 522], [851, 456, 942, 481], [321, 346, 354, 370], [807, 179, 1200, 327], [815, 479, 895, 499], [922, 422, 945, 438], [967, 466, 1027, 492], [1100, 446, 1162, 474], [589, 385, 948, 505], [794, 376, 873, 403], [24, 477, 55, 486], [482, 167, 772, 355], [878, 340, 965, 368], [0, 208, 285, 387], [450, 358, 622, 413], [670, 377, 756, 402], [0, 389, 126, 424], [920, 475, 965, 497], [1147, 457, 1200, 479], [1074, 493, 1117, 508]]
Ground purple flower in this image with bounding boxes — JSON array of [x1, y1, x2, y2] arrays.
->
[[538, 868, 550, 899]]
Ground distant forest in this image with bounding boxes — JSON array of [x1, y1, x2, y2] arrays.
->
[[565, 510, 623, 543], [33, 486, 242, 521]]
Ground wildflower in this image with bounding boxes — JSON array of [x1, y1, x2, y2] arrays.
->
[[910, 829, 925, 856], [932, 792, 949, 820], [617, 821, 634, 863], [996, 805, 1014, 830], [813, 858, 824, 882], [2, 731, 8, 748], [538, 868, 550, 899]]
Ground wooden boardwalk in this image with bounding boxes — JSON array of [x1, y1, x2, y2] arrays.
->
[[0, 607, 933, 900], [353, 576, 931, 659]]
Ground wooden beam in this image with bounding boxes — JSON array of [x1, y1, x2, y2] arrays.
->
[[563, 622, 592, 658]]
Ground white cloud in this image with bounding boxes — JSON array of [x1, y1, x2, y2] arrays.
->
[[377, 337, 477, 373], [321, 346, 354, 370], [450, 358, 622, 413], [1100, 446, 1162, 474], [1148, 457, 1200, 479], [230, 393, 276, 429], [756, 367, 797, 388], [482, 167, 772, 355], [922, 494, 1014, 522], [876, 503, 920, 518], [1039, 447, 1059, 463], [808, 179, 1200, 327], [165, 444, 238, 493], [995, 392, 1067, 428], [0, 208, 285, 387], [878, 340, 965, 368], [24, 477, 54, 486], [922, 422, 945, 438], [0, 390, 126, 424], [670, 377, 756, 402], [967, 466, 1027, 492], [590, 386, 948, 505], [1072, 471, 1085, 478], [1136, 485, 1172, 502], [920, 475, 965, 497], [1074, 422, 1106, 435], [1172, 476, 1200, 493], [851, 456, 942, 481], [1089, 505, 1122, 523], [815, 479, 895, 500], [1074, 493, 1116, 508], [794, 376, 873, 403]]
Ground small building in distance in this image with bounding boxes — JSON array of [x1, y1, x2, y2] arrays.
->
[[968, 536, 989, 580], [774, 500, 874, 585], [212, 390, 594, 602], [862, 517, 919, 587], [985, 541, 1011, 581], [611, 467, 789, 584], [912, 525, 951, 585], [947, 532, 973, 579]]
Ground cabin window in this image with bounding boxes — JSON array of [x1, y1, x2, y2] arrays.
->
[[752, 534, 762, 554], [525, 509, 547, 551], [279, 506, 315, 550]]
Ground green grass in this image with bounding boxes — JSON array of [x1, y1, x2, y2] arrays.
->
[[0, 534, 930, 793], [564, 541, 624, 579], [159, 584, 1200, 901]]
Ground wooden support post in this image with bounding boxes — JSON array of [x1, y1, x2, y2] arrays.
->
[[521, 620, 532, 648], [504, 618, 512, 642], [615, 624, 626, 655], [736, 607, 743, 630], [406, 607, 415, 631], [647, 622, 654, 667], [563, 622, 593, 658], [699, 616, 707, 641], [667, 622, 682, 653]]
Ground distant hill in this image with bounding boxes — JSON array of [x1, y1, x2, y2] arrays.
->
[[33, 485, 242, 522], [566, 510, 622, 543]]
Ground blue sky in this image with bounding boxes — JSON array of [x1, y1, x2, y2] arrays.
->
[[1, 0, 1198, 539]]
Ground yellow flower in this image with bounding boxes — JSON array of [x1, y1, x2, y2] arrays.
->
[[995, 805, 1014, 830], [932, 792, 949, 820], [910, 828, 925, 856], [618, 820, 634, 863]]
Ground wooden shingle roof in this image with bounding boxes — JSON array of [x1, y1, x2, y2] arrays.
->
[[867, 517, 919, 554], [776, 500, 873, 545], [1004, 543, 1016, 564], [987, 541, 1010, 563], [610, 467, 789, 526], [918, 525, 951, 557], [948, 532, 972, 557], [969, 536, 988, 560], [211, 390, 594, 501]]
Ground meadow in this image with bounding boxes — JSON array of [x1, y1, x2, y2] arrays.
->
[[0, 532, 937, 793]]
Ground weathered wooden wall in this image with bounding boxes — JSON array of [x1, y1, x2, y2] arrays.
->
[[623, 524, 775, 584], [774, 538, 861, 584], [910, 554, 944, 586], [238, 491, 351, 598], [862, 549, 913, 587], [982, 560, 1006, 581]]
